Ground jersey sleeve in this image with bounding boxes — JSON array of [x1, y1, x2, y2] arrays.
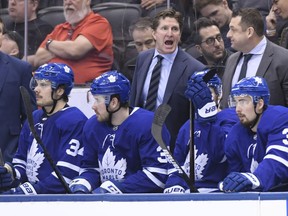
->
[[253, 112, 288, 191], [117, 123, 170, 193]]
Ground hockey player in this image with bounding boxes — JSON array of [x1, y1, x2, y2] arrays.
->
[[69, 71, 170, 194], [219, 76, 288, 192], [0, 63, 87, 194], [164, 70, 238, 193]]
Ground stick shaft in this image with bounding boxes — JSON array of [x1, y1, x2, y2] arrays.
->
[[152, 104, 198, 192]]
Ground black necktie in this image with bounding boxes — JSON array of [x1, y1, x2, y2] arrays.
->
[[145, 55, 164, 111], [238, 54, 253, 81]]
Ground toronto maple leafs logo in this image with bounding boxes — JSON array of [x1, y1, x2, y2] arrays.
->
[[183, 141, 208, 181], [26, 138, 45, 183], [107, 75, 117, 83], [99, 148, 127, 182]]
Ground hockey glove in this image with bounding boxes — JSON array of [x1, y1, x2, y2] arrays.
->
[[92, 180, 123, 194], [219, 172, 260, 192], [0, 163, 15, 190], [164, 185, 186, 193], [185, 75, 217, 123], [69, 178, 91, 194], [2, 182, 38, 195]]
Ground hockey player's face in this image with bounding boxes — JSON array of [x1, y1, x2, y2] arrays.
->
[[234, 96, 257, 126], [34, 80, 54, 107], [91, 94, 109, 122]]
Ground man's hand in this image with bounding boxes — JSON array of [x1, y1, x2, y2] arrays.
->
[[266, 7, 277, 36]]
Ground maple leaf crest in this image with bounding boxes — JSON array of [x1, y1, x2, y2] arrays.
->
[[183, 146, 208, 180], [99, 148, 127, 182], [26, 138, 45, 183]]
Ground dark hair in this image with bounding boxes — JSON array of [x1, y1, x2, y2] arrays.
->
[[152, 8, 183, 33], [129, 17, 153, 36], [5, 31, 25, 59], [194, 0, 223, 12], [232, 8, 264, 37], [192, 17, 220, 44]]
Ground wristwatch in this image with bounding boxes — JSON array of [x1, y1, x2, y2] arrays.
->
[[46, 39, 53, 50]]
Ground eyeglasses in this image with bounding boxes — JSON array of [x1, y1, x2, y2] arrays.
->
[[201, 34, 223, 46]]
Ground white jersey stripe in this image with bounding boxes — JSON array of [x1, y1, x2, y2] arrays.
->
[[264, 154, 288, 168], [143, 169, 165, 188]]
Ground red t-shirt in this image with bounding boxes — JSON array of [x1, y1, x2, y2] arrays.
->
[[40, 12, 114, 84]]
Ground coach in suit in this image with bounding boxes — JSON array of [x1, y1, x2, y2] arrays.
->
[[130, 9, 205, 152], [0, 52, 36, 162], [220, 8, 288, 109], [0, 18, 36, 162]]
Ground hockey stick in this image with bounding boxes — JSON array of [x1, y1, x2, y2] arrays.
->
[[189, 67, 218, 188], [152, 104, 198, 193], [19, 86, 71, 194]]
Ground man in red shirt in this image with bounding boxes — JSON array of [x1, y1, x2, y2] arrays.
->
[[34, 0, 113, 84]]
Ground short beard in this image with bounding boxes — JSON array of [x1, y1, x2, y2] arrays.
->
[[64, 5, 89, 25]]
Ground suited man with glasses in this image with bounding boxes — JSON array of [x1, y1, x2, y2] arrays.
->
[[191, 17, 232, 80]]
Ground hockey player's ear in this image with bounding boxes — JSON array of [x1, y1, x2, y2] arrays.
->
[[256, 98, 265, 113], [109, 96, 121, 110], [55, 86, 65, 99]]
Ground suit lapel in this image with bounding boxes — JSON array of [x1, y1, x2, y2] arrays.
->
[[163, 49, 186, 103], [227, 52, 241, 85], [135, 51, 154, 104], [256, 41, 273, 77], [0, 53, 10, 93]]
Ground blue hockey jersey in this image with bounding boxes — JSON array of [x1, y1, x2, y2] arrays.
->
[[225, 105, 288, 191], [165, 108, 238, 192], [79, 107, 170, 193], [12, 107, 87, 193]]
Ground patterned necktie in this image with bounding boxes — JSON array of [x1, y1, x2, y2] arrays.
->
[[238, 54, 253, 81], [145, 55, 164, 111]]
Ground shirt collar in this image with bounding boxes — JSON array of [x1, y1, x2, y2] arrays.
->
[[153, 46, 178, 64], [247, 37, 267, 55]]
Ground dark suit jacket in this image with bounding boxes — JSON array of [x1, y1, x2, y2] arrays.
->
[[221, 40, 288, 109], [130, 48, 205, 152], [0, 52, 36, 162]]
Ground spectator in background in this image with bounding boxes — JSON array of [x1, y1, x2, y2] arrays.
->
[[233, 0, 272, 18], [34, 0, 114, 85], [0, 30, 24, 59], [191, 17, 232, 79], [123, 17, 155, 82], [130, 9, 205, 152], [0, 17, 36, 163], [220, 8, 288, 109], [266, 0, 288, 49], [194, 0, 233, 50], [5, 0, 53, 64]]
